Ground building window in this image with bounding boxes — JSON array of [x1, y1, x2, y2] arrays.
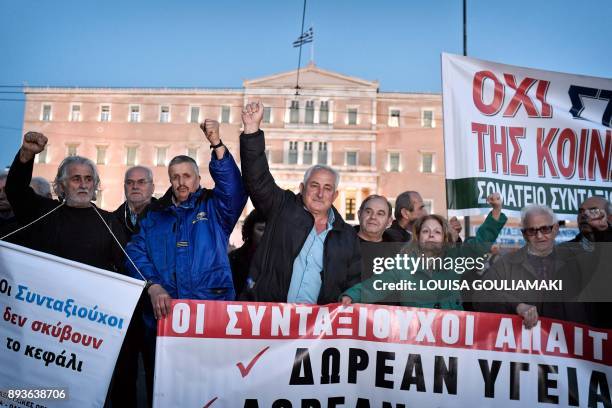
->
[[100, 105, 111, 122], [70, 104, 81, 122], [221, 105, 231, 123], [303, 142, 313, 165], [346, 151, 357, 167], [156, 147, 168, 167], [95, 190, 103, 209], [187, 147, 198, 161], [319, 101, 329, 124], [317, 142, 328, 165], [289, 101, 299, 124], [96, 146, 107, 165], [190, 106, 200, 124], [41, 104, 52, 121], [348, 108, 358, 125], [263, 107, 271, 124], [66, 144, 78, 157], [288, 141, 298, 165], [265, 149, 271, 163], [126, 146, 138, 166], [388, 152, 400, 172], [423, 199, 433, 214], [345, 197, 356, 221], [422, 109, 434, 128], [305, 101, 314, 124], [389, 109, 400, 127], [160, 105, 170, 123], [421, 153, 434, 173], [36, 146, 49, 164], [129, 105, 141, 123]]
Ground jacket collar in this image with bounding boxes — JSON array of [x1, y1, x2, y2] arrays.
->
[[507, 245, 566, 276], [151, 187, 206, 211]]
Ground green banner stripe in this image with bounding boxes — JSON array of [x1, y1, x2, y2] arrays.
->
[[446, 177, 612, 214]]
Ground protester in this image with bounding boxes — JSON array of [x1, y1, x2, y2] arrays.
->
[[114, 166, 156, 238], [384, 191, 425, 242], [568, 196, 612, 245], [126, 119, 247, 392], [5, 131, 130, 405], [6, 131, 126, 270], [341, 193, 505, 309], [386, 190, 463, 242], [355, 195, 393, 243], [0, 172, 17, 237], [112, 165, 156, 407], [30, 176, 52, 198], [229, 209, 266, 297], [482, 205, 590, 328], [562, 196, 612, 328], [239, 101, 362, 304]]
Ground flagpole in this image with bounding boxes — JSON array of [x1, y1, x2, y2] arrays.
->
[[463, 0, 471, 238], [294, 0, 307, 96]]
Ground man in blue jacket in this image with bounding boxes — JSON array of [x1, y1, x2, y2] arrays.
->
[[126, 119, 247, 379]]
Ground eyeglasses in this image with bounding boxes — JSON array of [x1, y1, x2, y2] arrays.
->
[[522, 225, 554, 236], [125, 179, 151, 187], [578, 207, 605, 219]]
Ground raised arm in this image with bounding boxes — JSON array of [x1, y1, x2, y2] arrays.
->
[[239, 101, 286, 218], [200, 119, 247, 236], [6, 132, 58, 223], [457, 193, 507, 258]]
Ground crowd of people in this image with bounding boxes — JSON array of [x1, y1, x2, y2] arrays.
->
[[1, 101, 610, 407]]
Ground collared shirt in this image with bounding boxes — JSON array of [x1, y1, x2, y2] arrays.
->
[[287, 209, 335, 303]]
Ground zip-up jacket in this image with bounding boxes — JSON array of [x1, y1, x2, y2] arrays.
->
[[240, 130, 362, 304], [126, 149, 247, 301]]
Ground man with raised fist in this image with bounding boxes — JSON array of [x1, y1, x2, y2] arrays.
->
[[126, 119, 246, 399], [5, 131, 126, 271], [5, 131, 132, 404], [239, 102, 362, 304]]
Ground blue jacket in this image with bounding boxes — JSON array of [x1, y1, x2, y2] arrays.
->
[[126, 150, 247, 302]]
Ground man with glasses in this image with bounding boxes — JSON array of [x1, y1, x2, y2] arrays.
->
[[482, 204, 588, 327], [568, 196, 612, 245], [112, 166, 156, 406], [114, 166, 156, 238], [563, 196, 612, 329]]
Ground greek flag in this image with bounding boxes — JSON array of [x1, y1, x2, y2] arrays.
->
[[292, 27, 313, 47]]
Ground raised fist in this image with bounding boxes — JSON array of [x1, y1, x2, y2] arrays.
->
[[486, 192, 502, 211], [19, 131, 48, 163], [200, 119, 220, 145], [22, 131, 48, 155], [241, 101, 264, 135]]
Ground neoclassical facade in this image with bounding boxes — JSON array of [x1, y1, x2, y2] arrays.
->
[[22, 64, 445, 245]]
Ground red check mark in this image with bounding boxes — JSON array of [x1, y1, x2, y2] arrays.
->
[[236, 346, 270, 377], [203, 396, 218, 408]]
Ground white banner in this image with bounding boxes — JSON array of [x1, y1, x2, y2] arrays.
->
[[154, 300, 611, 408], [0, 241, 143, 408], [442, 53, 611, 217]]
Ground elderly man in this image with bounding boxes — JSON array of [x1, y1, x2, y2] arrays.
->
[[568, 196, 612, 245], [240, 102, 362, 304], [112, 165, 156, 406], [356, 195, 393, 243], [5, 132, 130, 405], [30, 176, 52, 199], [6, 132, 126, 269], [114, 166, 156, 238], [484, 205, 588, 328], [386, 190, 463, 242]]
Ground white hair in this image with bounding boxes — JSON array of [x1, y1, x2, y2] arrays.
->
[[520, 204, 557, 228], [302, 165, 340, 191]]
